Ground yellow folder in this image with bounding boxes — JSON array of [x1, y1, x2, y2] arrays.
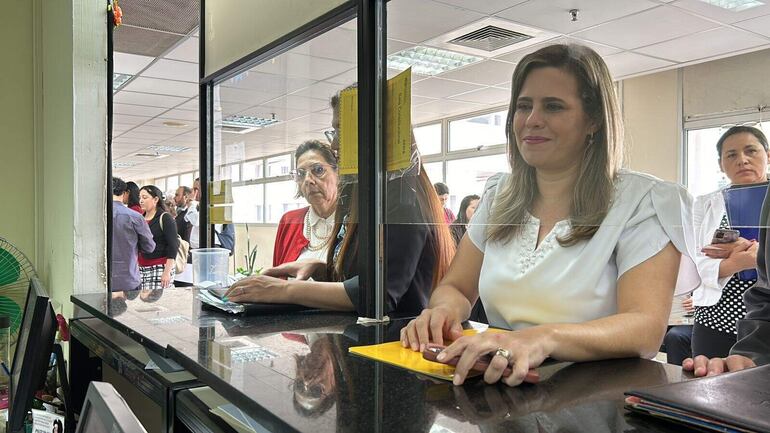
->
[[348, 328, 502, 381]]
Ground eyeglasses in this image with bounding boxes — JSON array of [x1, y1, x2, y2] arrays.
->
[[291, 163, 336, 182], [324, 129, 337, 145]]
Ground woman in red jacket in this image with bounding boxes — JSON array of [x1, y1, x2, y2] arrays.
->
[[273, 140, 339, 266]]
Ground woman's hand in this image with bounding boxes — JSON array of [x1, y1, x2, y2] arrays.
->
[[702, 237, 753, 259], [400, 306, 464, 352], [436, 327, 555, 387], [682, 296, 694, 313], [224, 275, 290, 303], [262, 260, 326, 281], [682, 354, 756, 377], [160, 266, 171, 289]]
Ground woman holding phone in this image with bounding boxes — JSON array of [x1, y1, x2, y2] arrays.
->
[[690, 126, 769, 359]]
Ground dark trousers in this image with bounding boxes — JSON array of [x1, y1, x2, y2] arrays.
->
[[663, 325, 692, 365], [691, 322, 737, 358]]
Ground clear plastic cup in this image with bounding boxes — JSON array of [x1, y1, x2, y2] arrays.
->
[[191, 248, 230, 289]]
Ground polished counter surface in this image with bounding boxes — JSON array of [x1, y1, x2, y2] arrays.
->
[[72, 288, 687, 433]]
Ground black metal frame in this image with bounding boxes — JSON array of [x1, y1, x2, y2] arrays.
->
[[198, 1, 386, 318], [106, 1, 114, 292]]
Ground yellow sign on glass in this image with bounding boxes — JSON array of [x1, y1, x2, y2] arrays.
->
[[337, 68, 413, 175]]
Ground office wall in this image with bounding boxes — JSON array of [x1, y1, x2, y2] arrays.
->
[[0, 0, 106, 317], [0, 0, 37, 261], [621, 70, 680, 183]]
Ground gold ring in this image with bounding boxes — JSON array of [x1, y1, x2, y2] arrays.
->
[[494, 347, 511, 361]]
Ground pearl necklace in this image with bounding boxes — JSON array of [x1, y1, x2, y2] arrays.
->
[[304, 209, 333, 251]]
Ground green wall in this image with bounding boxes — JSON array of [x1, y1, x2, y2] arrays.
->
[[0, 0, 37, 262]]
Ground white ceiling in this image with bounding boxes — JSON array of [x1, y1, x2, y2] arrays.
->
[[113, 0, 770, 182]]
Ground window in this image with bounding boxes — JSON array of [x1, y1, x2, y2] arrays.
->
[[154, 177, 166, 193], [266, 155, 292, 178], [242, 160, 263, 181], [414, 123, 441, 156], [179, 172, 194, 189], [449, 110, 507, 151], [166, 176, 179, 196], [232, 184, 264, 223], [264, 181, 306, 223], [445, 154, 509, 213], [423, 162, 443, 185]]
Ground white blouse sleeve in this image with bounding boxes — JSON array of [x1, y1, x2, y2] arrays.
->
[[615, 180, 701, 295], [691, 192, 732, 306], [467, 173, 505, 253]]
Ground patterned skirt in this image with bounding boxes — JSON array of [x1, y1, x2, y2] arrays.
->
[[139, 264, 175, 291]]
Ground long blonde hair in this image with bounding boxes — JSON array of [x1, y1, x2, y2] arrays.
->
[[487, 44, 624, 246]]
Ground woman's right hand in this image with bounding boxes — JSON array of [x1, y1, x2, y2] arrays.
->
[[702, 237, 753, 259], [400, 306, 464, 352], [724, 239, 759, 271], [262, 260, 326, 281]]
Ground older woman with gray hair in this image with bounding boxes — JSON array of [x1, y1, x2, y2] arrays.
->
[[272, 139, 339, 266]]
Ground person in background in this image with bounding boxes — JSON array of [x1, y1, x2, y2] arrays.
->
[[111, 177, 155, 292], [164, 198, 177, 218], [400, 44, 698, 387], [225, 89, 456, 317], [434, 182, 455, 224], [174, 186, 193, 243], [126, 181, 142, 214], [138, 185, 178, 290], [450, 194, 480, 245], [186, 178, 201, 250], [273, 140, 339, 266], [689, 126, 767, 359], [683, 184, 770, 376], [214, 224, 235, 256]]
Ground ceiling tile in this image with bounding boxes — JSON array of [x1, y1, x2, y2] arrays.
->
[[603, 51, 675, 78], [162, 109, 200, 122], [636, 27, 768, 62], [123, 77, 198, 97], [387, 0, 485, 43], [325, 68, 358, 85], [415, 99, 485, 115], [164, 37, 199, 63], [495, 0, 659, 34], [388, 39, 412, 55], [671, 0, 770, 24], [432, 0, 528, 15], [250, 53, 354, 81], [113, 91, 188, 108], [572, 5, 718, 49], [290, 81, 345, 101], [450, 87, 511, 105], [114, 52, 154, 75], [293, 27, 357, 63], [113, 114, 152, 126], [413, 77, 485, 98], [113, 103, 168, 117], [493, 36, 621, 64], [142, 59, 199, 82], [176, 98, 198, 111], [439, 60, 516, 86], [735, 14, 770, 38]]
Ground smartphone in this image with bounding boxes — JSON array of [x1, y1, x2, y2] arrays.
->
[[422, 344, 540, 383], [711, 228, 740, 244]]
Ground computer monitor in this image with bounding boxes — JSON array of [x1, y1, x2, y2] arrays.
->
[[75, 382, 147, 433], [7, 277, 57, 433]]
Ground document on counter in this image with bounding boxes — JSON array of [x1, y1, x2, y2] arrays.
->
[[625, 364, 770, 433], [349, 328, 499, 381]]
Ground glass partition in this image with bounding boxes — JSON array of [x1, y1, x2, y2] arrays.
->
[[208, 13, 364, 312]]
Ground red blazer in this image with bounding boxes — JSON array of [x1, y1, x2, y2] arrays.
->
[[273, 207, 310, 267]]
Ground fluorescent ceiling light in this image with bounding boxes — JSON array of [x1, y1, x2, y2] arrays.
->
[[112, 161, 137, 168], [387, 46, 483, 76], [220, 114, 280, 134], [162, 120, 188, 128], [696, 0, 764, 11], [147, 145, 191, 153], [113, 73, 132, 91]]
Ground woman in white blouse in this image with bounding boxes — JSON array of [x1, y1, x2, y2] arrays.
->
[[401, 44, 698, 387], [689, 126, 767, 359]]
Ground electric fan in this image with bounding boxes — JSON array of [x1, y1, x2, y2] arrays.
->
[[0, 237, 37, 363]]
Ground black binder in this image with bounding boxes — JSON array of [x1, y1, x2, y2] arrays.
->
[[625, 364, 770, 433]]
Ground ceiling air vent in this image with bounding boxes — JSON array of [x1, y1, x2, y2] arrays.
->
[[449, 26, 532, 52], [428, 18, 557, 58]]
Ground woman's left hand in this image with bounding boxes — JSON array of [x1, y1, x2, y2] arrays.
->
[[161, 270, 172, 288], [437, 327, 555, 386], [224, 275, 290, 303]]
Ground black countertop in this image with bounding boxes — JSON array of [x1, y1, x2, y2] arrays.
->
[[72, 288, 688, 433]]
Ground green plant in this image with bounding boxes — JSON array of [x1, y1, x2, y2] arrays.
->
[[236, 224, 261, 276]]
